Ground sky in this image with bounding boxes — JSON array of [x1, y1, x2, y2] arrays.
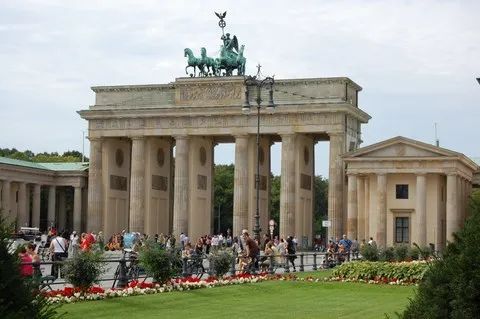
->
[[1, 0, 479, 177]]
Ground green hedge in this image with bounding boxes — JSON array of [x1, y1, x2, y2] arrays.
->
[[332, 261, 428, 283]]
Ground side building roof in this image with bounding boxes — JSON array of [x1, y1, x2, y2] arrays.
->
[[0, 156, 89, 172]]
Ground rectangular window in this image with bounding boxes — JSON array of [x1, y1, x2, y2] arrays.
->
[[396, 184, 409, 199], [395, 217, 409, 243]]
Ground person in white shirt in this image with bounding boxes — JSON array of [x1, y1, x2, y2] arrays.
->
[[49, 232, 68, 278]]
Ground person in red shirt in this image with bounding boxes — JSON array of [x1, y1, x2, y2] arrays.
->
[[19, 246, 33, 277]]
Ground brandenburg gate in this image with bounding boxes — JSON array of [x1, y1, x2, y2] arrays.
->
[[78, 13, 370, 242], [78, 76, 370, 242]]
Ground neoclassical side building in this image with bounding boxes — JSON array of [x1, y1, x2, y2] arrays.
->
[[343, 137, 479, 249], [0, 157, 88, 231]]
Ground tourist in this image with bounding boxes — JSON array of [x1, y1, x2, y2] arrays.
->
[[277, 238, 286, 266], [19, 246, 33, 278], [26, 243, 41, 278], [49, 232, 68, 278], [68, 231, 79, 257], [286, 236, 297, 272], [242, 230, 260, 272], [339, 234, 352, 261]]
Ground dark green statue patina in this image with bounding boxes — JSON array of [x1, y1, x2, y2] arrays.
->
[[184, 11, 246, 77]]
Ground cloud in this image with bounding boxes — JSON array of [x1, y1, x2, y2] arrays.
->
[[0, 0, 479, 176]]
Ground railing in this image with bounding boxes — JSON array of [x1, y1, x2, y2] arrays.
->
[[23, 251, 353, 290]]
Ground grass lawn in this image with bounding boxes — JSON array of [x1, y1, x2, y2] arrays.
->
[[61, 272, 415, 319]]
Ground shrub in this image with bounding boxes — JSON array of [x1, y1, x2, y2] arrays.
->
[[408, 246, 421, 260], [360, 244, 378, 261], [138, 241, 181, 283], [400, 204, 480, 318], [62, 250, 106, 290], [0, 215, 63, 318], [379, 246, 395, 262], [332, 261, 427, 283], [210, 249, 235, 277], [394, 245, 409, 261]]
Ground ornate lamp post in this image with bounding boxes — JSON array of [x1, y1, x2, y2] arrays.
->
[[242, 67, 275, 241]]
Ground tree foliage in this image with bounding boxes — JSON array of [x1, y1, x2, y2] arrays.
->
[[0, 215, 63, 318], [0, 148, 88, 162], [400, 203, 480, 318]]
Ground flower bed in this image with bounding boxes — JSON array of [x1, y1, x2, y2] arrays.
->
[[43, 267, 424, 304], [331, 260, 429, 285]]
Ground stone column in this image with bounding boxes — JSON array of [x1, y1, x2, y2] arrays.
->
[[32, 184, 41, 228], [173, 136, 189, 238], [328, 133, 345, 240], [467, 180, 472, 217], [48, 185, 56, 227], [129, 137, 146, 233], [17, 182, 28, 227], [233, 135, 249, 236], [347, 173, 358, 240], [356, 176, 365, 241], [58, 189, 66, 231], [1, 180, 11, 215], [280, 134, 296, 239], [87, 138, 103, 232], [415, 173, 427, 247], [357, 176, 366, 243], [364, 177, 370, 240], [73, 187, 82, 232], [376, 173, 387, 248], [446, 173, 458, 242]]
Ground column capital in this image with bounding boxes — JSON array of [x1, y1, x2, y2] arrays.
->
[[447, 172, 457, 177], [415, 172, 427, 176], [130, 136, 146, 141], [233, 133, 249, 139], [376, 172, 387, 177], [173, 135, 190, 140], [346, 172, 358, 177], [87, 136, 102, 142], [279, 132, 296, 138]]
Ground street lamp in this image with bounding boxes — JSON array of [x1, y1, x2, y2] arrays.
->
[[242, 70, 275, 242]]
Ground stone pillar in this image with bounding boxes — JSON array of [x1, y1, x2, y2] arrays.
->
[[48, 185, 56, 227], [357, 176, 365, 241], [173, 136, 189, 238], [87, 138, 103, 232], [467, 180, 472, 217], [73, 187, 82, 232], [364, 177, 370, 241], [129, 137, 146, 233], [1, 180, 11, 215], [233, 135, 249, 236], [347, 173, 358, 240], [17, 182, 28, 227], [446, 173, 458, 242], [32, 184, 41, 228], [58, 189, 66, 231], [415, 173, 427, 247], [376, 173, 387, 248], [328, 133, 345, 240], [280, 134, 296, 239]]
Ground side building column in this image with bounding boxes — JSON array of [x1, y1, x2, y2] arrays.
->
[[173, 136, 189, 238], [347, 173, 358, 240], [328, 133, 345, 240], [364, 177, 370, 241], [279, 133, 296, 239], [32, 184, 41, 228], [17, 182, 28, 228], [1, 180, 11, 216], [73, 187, 82, 232], [415, 173, 427, 247], [233, 135, 249, 236], [47, 185, 56, 227], [446, 173, 458, 242], [129, 137, 146, 233], [376, 173, 387, 248], [356, 176, 365, 241], [87, 137, 103, 232]]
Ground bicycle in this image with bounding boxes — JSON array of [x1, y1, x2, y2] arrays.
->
[[112, 249, 142, 288]]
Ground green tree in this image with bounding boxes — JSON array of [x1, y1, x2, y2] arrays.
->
[[314, 176, 329, 237], [213, 164, 234, 234], [269, 174, 281, 224], [400, 203, 480, 318], [0, 215, 63, 318]]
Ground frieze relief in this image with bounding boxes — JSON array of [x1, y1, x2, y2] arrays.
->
[[92, 113, 337, 131], [175, 83, 243, 106]]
